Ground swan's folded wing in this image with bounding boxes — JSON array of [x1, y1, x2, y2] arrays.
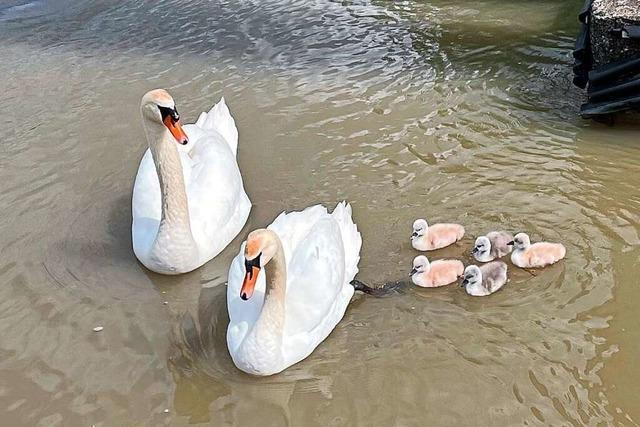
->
[[187, 140, 240, 222], [330, 201, 361, 281], [132, 149, 161, 222], [268, 205, 328, 264], [194, 97, 239, 156], [132, 149, 162, 256], [184, 127, 249, 256], [284, 217, 346, 338]]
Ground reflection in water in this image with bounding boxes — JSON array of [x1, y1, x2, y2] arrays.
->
[[169, 283, 336, 426], [1, 0, 639, 425]]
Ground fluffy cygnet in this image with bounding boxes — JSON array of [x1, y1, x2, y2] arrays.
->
[[472, 231, 514, 262], [411, 218, 465, 251], [509, 233, 566, 268], [461, 261, 508, 296], [411, 255, 464, 288]]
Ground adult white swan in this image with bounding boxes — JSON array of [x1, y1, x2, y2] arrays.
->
[[132, 89, 251, 274], [226, 202, 362, 376]]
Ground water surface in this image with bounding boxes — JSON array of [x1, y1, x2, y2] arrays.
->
[[1, 0, 639, 425]]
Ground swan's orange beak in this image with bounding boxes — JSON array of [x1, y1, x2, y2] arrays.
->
[[163, 115, 188, 145], [240, 266, 260, 301]]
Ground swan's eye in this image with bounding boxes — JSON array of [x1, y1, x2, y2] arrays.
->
[[158, 105, 179, 122], [244, 252, 262, 278]]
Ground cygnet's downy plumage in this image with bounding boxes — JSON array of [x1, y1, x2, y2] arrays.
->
[[509, 233, 566, 268], [461, 261, 508, 296], [472, 231, 514, 262], [411, 255, 464, 288], [411, 218, 465, 251]]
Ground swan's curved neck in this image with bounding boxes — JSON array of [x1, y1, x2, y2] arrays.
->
[[143, 120, 197, 268], [259, 241, 287, 327], [234, 239, 288, 374]]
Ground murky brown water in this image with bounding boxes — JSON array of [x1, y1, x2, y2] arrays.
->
[[1, 0, 639, 425]]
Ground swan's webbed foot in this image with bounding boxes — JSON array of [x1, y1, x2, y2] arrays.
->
[[350, 279, 405, 297]]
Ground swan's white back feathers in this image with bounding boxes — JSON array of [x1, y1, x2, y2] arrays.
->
[[284, 217, 345, 338], [194, 97, 238, 155]]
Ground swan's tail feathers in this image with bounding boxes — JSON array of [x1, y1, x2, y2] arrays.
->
[[195, 97, 239, 155], [332, 201, 362, 281]]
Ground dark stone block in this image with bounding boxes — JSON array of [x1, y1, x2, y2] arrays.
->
[[591, 0, 640, 67]]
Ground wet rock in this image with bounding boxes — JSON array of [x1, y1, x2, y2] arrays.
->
[[591, 0, 640, 67]]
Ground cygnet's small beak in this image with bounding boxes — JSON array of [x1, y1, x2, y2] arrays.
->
[[507, 241, 514, 246], [410, 268, 418, 276], [411, 232, 418, 238], [471, 247, 478, 254], [460, 279, 468, 287]]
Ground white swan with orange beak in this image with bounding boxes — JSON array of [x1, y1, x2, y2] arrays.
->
[[226, 202, 361, 376], [132, 89, 251, 274]]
